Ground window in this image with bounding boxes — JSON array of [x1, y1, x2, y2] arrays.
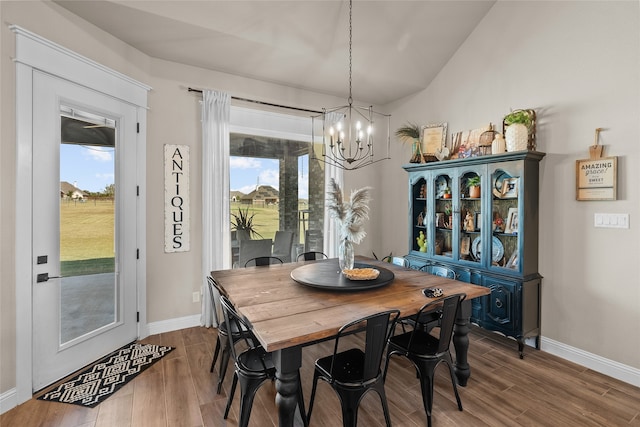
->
[[229, 108, 325, 264]]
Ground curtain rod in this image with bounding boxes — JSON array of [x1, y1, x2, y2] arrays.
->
[[187, 87, 322, 115]]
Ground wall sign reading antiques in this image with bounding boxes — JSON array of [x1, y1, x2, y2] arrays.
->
[[576, 128, 617, 201], [164, 144, 190, 252]]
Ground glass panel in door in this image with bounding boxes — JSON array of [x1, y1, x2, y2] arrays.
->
[[59, 109, 116, 344], [490, 164, 521, 271], [411, 176, 427, 254], [459, 171, 482, 265], [434, 173, 453, 259]]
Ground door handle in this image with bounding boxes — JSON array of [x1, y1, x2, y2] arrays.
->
[[36, 273, 62, 283]]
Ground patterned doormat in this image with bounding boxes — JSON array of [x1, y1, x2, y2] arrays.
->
[[38, 342, 173, 407]]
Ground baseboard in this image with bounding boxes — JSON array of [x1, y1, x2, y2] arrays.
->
[[541, 336, 640, 388], [145, 314, 201, 336], [0, 388, 17, 415]]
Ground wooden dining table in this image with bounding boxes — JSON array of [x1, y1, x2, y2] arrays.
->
[[211, 256, 490, 427]]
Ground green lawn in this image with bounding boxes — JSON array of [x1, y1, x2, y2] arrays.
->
[[61, 198, 115, 275], [60, 200, 298, 275]]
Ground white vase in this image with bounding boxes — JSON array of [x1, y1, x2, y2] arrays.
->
[[505, 124, 528, 152], [491, 134, 506, 154]]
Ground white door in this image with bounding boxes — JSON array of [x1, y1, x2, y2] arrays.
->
[[32, 71, 139, 390]]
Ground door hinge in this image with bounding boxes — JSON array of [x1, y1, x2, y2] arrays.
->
[[136, 185, 139, 196], [136, 122, 140, 133], [137, 311, 140, 322], [136, 249, 139, 259]]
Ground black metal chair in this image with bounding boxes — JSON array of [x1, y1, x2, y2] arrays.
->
[[384, 293, 466, 427], [219, 294, 308, 427], [206, 276, 253, 394], [419, 264, 457, 279], [406, 264, 457, 332], [381, 255, 410, 268], [244, 256, 283, 267], [307, 309, 401, 427], [296, 251, 328, 261]]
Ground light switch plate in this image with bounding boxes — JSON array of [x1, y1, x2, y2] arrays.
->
[[594, 213, 629, 229]]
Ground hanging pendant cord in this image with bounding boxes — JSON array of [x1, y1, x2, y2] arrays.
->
[[348, 0, 353, 106]]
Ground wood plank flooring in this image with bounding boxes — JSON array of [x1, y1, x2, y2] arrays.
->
[[3, 325, 639, 427]]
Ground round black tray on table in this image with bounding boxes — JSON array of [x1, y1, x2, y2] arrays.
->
[[290, 260, 395, 291]]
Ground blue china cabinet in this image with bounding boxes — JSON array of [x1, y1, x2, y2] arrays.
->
[[404, 151, 545, 357]]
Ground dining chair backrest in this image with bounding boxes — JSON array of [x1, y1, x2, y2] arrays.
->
[[420, 264, 457, 279], [272, 230, 294, 262], [409, 293, 466, 354], [296, 251, 328, 261], [218, 294, 266, 371], [238, 238, 273, 267], [331, 309, 400, 382], [382, 255, 410, 268], [206, 276, 222, 325], [304, 229, 323, 252], [244, 256, 283, 267]]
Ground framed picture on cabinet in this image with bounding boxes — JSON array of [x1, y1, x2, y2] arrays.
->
[[421, 123, 447, 157], [505, 208, 518, 234], [501, 177, 519, 198]]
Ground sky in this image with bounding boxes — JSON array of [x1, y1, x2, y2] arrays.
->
[[61, 144, 309, 199], [61, 144, 114, 193], [230, 156, 309, 199]]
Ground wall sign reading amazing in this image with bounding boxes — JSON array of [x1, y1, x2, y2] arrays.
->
[[576, 157, 617, 200], [164, 144, 190, 252]]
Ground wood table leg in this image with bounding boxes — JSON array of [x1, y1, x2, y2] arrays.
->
[[453, 299, 471, 386], [272, 346, 302, 427]]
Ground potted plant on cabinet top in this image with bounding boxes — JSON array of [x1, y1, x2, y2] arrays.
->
[[395, 122, 422, 163], [467, 176, 481, 199], [503, 109, 535, 152]]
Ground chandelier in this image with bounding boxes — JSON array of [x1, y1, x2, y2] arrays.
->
[[311, 0, 391, 171]]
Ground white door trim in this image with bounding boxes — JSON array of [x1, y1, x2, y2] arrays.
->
[[12, 25, 149, 404]]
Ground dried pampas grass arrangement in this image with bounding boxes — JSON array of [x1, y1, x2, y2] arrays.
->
[[326, 178, 372, 244]]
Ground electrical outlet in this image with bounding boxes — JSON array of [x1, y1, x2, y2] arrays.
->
[[192, 291, 200, 303]]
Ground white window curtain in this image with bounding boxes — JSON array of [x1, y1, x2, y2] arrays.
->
[[201, 90, 231, 327], [323, 112, 344, 258]]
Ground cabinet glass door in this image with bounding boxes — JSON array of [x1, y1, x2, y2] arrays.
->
[[434, 173, 453, 259], [459, 170, 482, 266], [411, 176, 428, 254], [489, 162, 522, 272]]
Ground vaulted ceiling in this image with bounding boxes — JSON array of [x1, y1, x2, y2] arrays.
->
[[54, 1, 495, 105]]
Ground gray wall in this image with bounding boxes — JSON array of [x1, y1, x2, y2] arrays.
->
[[378, 1, 640, 369]]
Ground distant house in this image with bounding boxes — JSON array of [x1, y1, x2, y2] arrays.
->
[[60, 181, 86, 199], [230, 191, 245, 203], [241, 185, 279, 206]]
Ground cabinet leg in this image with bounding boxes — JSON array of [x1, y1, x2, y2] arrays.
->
[[517, 339, 525, 359]]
